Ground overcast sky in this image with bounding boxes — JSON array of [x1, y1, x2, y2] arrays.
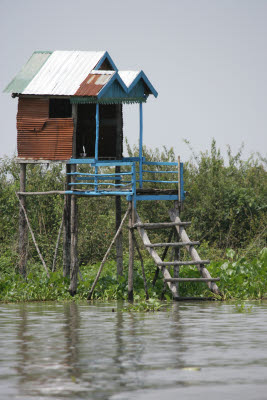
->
[[0, 0, 266, 161]]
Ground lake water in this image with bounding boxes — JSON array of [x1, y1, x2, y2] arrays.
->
[[0, 301, 266, 400]]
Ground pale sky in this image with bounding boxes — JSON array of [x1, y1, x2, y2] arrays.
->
[[1, 0, 266, 161]]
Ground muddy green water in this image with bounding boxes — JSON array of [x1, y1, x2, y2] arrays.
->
[[0, 301, 266, 400]]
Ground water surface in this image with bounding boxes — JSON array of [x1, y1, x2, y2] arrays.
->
[[0, 301, 266, 399]]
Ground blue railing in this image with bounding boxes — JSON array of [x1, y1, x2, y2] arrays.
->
[[66, 158, 184, 204], [66, 160, 136, 197]]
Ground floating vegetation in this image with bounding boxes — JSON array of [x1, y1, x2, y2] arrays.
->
[[234, 302, 253, 313], [122, 297, 169, 312]]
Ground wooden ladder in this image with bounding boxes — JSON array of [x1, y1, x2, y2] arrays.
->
[[134, 208, 220, 300]]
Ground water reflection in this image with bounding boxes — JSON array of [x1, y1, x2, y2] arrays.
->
[[0, 301, 266, 400], [113, 310, 125, 377], [125, 312, 145, 388], [16, 305, 29, 385], [169, 303, 186, 369], [63, 302, 81, 380]]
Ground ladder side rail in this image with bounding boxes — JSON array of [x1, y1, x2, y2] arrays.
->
[[135, 211, 179, 299], [169, 208, 221, 295]]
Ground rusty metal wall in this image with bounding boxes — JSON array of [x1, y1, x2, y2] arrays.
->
[[17, 97, 73, 160]]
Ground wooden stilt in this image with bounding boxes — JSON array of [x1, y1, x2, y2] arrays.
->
[[115, 166, 123, 277], [173, 201, 180, 295], [18, 163, 27, 277], [52, 211, 64, 272], [173, 229, 180, 296], [115, 195, 123, 277], [63, 164, 71, 277], [128, 200, 134, 302], [160, 281, 167, 300], [69, 104, 79, 296], [133, 233, 149, 299], [69, 165, 78, 296]]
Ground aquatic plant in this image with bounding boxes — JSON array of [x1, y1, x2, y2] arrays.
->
[[122, 297, 167, 312], [234, 302, 253, 313], [0, 248, 266, 303]]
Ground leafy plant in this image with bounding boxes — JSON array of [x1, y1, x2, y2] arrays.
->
[[122, 297, 168, 312], [234, 302, 253, 313]]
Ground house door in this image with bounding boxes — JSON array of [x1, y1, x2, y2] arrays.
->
[[76, 104, 123, 159]]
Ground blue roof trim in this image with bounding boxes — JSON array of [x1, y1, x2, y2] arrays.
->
[[97, 72, 128, 99], [94, 51, 118, 72], [127, 71, 158, 98]]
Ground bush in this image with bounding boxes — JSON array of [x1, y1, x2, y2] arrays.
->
[[0, 141, 266, 301]]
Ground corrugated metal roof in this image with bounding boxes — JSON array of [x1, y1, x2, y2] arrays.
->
[[75, 71, 115, 96], [23, 51, 105, 95], [119, 70, 158, 98], [118, 71, 140, 88], [4, 50, 158, 99], [4, 51, 52, 93]]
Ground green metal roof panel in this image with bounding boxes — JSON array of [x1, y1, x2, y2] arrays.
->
[[3, 51, 52, 93]]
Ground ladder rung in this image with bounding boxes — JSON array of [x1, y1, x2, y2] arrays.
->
[[165, 277, 220, 282], [146, 241, 200, 248], [133, 222, 191, 229], [158, 260, 210, 266]]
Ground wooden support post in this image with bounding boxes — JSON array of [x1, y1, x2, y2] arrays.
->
[[128, 200, 134, 301], [69, 104, 79, 296], [115, 166, 123, 277], [52, 211, 64, 272], [133, 233, 149, 299], [63, 164, 71, 277], [173, 229, 180, 296], [19, 163, 27, 277], [69, 165, 78, 296], [173, 200, 179, 294], [160, 282, 167, 301]]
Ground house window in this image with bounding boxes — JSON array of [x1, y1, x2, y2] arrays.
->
[[49, 99, 72, 118]]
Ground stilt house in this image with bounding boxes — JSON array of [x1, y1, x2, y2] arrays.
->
[[4, 50, 220, 300], [4, 50, 158, 162]]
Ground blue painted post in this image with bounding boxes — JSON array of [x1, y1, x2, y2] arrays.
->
[[180, 162, 185, 202], [95, 103, 99, 191], [132, 163, 137, 209], [139, 102, 143, 188]]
